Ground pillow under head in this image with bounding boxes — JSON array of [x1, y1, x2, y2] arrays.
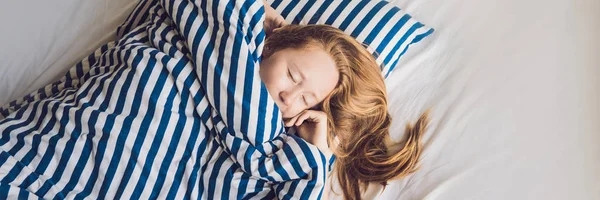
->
[[266, 0, 434, 79]]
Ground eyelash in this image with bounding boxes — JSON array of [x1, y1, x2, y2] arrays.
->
[[288, 69, 309, 106], [287, 69, 296, 83], [302, 96, 308, 106]]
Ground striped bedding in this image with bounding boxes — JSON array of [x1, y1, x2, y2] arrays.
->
[[0, 0, 327, 199], [268, 0, 435, 79], [0, 0, 433, 199]]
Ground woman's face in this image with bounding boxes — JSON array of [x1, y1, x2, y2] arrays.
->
[[260, 47, 339, 119]]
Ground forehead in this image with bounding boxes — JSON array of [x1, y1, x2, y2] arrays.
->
[[281, 47, 339, 99]]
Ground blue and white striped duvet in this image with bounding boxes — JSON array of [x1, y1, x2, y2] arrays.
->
[[0, 0, 433, 199], [0, 0, 327, 199]]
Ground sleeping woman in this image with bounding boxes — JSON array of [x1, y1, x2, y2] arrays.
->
[[261, 3, 430, 200], [0, 0, 428, 199]]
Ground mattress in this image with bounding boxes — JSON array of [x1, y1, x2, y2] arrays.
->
[[1, 0, 598, 199]]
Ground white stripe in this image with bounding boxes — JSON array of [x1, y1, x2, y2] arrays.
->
[[55, 48, 142, 197], [175, 122, 207, 200], [316, 0, 343, 24], [344, 0, 379, 34], [187, 124, 206, 200], [119, 53, 167, 199], [284, 0, 310, 22], [244, 2, 264, 55], [87, 45, 143, 198], [330, 1, 362, 28], [63, 133, 96, 199], [354, 4, 393, 46], [8, 101, 52, 160], [382, 25, 430, 74], [298, 2, 322, 25], [378, 17, 419, 69], [101, 47, 157, 199], [156, 114, 196, 199]]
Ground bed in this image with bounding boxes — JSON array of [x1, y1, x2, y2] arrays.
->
[[1, 0, 598, 199]]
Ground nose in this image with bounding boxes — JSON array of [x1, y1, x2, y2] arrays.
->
[[280, 88, 301, 107]]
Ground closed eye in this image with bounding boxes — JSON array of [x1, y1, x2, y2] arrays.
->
[[302, 95, 309, 106], [287, 69, 296, 83]]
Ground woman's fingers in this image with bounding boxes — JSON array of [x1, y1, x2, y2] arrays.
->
[[284, 112, 302, 127], [295, 110, 327, 126], [295, 111, 311, 126], [284, 110, 327, 127]]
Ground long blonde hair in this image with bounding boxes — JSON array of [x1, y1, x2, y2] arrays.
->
[[263, 24, 429, 200]]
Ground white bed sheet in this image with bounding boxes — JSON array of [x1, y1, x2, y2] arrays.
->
[[0, 0, 138, 105], [323, 0, 599, 199], [1, 0, 599, 199]]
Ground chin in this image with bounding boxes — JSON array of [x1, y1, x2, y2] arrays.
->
[[281, 113, 292, 120], [281, 111, 297, 120]]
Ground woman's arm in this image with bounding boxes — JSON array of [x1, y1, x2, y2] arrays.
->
[[285, 110, 334, 160], [285, 109, 335, 199]]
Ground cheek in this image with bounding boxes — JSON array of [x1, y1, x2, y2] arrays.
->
[[283, 106, 304, 118]]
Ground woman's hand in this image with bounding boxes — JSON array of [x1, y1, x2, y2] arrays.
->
[[263, 0, 287, 37], [284, 110, 333, 159]]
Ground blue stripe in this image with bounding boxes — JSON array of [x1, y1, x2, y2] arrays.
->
[[291, 1, 316, 24], [280, 0, 300, 18], [17, 101, 61, 191], [270, 0, 283, 9], [375, 13, 410, 56], [5, 100, 50, 157], [255, 86, 268, 144], [225, 0, 242, 139], [197, 137, 221, 199], [0, 101, 44, 147], [338, 0, 369, 30], [270, 105, 279, 140], [51, 51, 123, 198], [112, 49, 160, 199], [382, 22, 423, 66], [237, 142, 253, 197], [166, 105, 202, 199], [120, 0, 156, 39], [184, 125, 208, 200], [17, 183, 30, 199], [96, 46, 144, 199], [362, 8, 397, 48], [148, 86, 182, 199], [130, 55, 181, 197], [236, 169, 251, 199], [1, 102, 45, 184], [349, 1, 387, 38], [0, 183, 9, 200], [385, 28, 434, 78], [38, 47, 121, 197], [324, 1, 350, 25], [73, 48, 126, 199], [151, 52, 196, 199], [308, 1, 331, 24]]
